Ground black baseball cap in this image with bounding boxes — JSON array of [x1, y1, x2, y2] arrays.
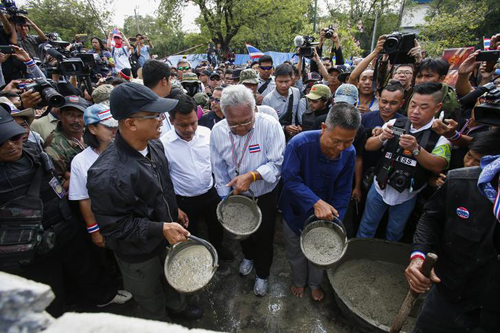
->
[[60, 95, 90, 112], [110, 82, 178, 120], [0, 106, 25, 145], [210, 72, 221, 80]]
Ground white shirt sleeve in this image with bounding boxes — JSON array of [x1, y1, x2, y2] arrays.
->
[[68, 157, 89, 200]]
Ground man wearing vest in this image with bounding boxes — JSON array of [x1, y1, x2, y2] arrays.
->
[[295, 84, 331, 132], [357, 83, 451, 241], [406, 129, 500, 332]]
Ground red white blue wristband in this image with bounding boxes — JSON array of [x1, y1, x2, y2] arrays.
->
[[410, 251, 426, 261], [23, 59, 35, 68], [87, 223, 100, 234]]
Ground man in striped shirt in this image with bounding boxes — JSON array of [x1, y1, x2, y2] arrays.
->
[[210, 85, 286, 296]]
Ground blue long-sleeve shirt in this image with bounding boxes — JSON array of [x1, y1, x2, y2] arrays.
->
[[278, 130, 356, 236]]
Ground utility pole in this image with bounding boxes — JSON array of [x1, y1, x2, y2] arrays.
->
[[134, 7, 140, 34], [370, 0, 383, 52], [313, 0, 318, 33]]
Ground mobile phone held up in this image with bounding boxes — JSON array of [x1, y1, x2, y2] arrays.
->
[[476, 50, 500, 62], [0, 45, 15, 54]]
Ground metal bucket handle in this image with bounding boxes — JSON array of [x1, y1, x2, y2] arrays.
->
[[188, 235, 219, 269], [304, 214, 347, 235], [219, 188, 257, 221]]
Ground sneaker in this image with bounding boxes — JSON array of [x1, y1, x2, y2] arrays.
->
[[97, 290, 132, 307], [169, 304, 204, 321], [216, 246, 234, 262], [253, 277, 268, 297], [239, 258, 254, 276]]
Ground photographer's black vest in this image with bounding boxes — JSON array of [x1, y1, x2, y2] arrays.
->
[[301, 106, 330, 131], [375, 118, 440, 192]]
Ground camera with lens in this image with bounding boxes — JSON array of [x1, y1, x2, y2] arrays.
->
[[383, 32, 416, 64], [324, 25, 335, 39], [475, 86, 500, 126], [294, 35, 319, 58], [25, 78, 65, 108], [1, 0, 28, 25], [387, 169, 412, 192]]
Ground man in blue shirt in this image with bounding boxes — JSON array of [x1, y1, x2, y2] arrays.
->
[[279, 102, 360, 302]]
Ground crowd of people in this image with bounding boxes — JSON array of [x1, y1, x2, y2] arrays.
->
[[1, 10, 500, 332]]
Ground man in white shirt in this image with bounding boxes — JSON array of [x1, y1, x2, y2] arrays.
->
[[211, 85, 286, 296], [257, 55, 276, 97], [161, 95, 233, 261]]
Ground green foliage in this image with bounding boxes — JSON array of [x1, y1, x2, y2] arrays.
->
[[418, 1, 487, 57], [25, 0, 113, 42]]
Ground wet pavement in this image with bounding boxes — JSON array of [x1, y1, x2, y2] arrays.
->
[[71, 216, 363, 333]]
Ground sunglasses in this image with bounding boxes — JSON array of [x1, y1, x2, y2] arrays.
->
[[177, 66, 191, 71], [210, 97, 221, 103], [1, 133, 24, 147], [259, 66, 273, 71]]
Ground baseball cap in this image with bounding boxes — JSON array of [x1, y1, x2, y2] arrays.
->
[[231, 69, 242, 81], [0, 106, 25, 145], [199, 70, 211, 77], [193, 92, 209, 108], [109, 82, 178, 120], [60, 95, 90, 112], [92, 84, 114, 104], [334, 84, 359, 105], [113, 34, 121, 39], [210, 72, 221, 80], [182, 72, 201, 83], [305, 84, 331, 100], [0, 97, 35, 125], [84, 103, 118, 127], [239, 69, 259, 84]]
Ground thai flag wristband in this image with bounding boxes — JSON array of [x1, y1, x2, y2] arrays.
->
[[87, 223, 100, 234], [410, 251, 426, 261], [23, 59, 35, 68]]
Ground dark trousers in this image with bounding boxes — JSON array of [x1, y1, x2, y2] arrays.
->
[[414, 286, 483, 333], [176, 186, 224, 248], [240, 186, 279, 279], [13, 226, 117, 317]]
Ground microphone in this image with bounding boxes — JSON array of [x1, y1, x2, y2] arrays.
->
[[459, 82, 496, 108], [46, 48, 64, 62], [294, 35, 304, 47]]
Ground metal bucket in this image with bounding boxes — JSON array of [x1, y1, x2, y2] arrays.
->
[[300, 215, 348, 269], [164, 235, 218, 294], [216, 189, 262, 240]]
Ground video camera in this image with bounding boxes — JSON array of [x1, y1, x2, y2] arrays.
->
[[475, 85, 500, 126], [0, 0, 27, 25], [294, 35, 319, 58], [25, 78, 65, 108], [383, 32, 416, 65]]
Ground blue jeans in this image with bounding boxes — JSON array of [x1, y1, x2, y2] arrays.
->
[[356, 183, 417, 241]]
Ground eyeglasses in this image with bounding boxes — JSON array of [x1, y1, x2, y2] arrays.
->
[[227, 118, 253, 129], [177, 66, 191, 71], [130, 113, 165, 120], [259, 66, 273, 71], [0, 134, 24, 147], [210, 97, 221, 103], [395, 71, 413, 76]]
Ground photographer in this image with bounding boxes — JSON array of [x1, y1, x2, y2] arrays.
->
[[14, 14, 47, 60], [88, 37, 113, 78], [134, 34, 153, 68], [357, 83, 451, 242], [310, 26, 344, 75]]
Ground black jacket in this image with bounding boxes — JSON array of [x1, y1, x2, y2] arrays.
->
[[413, 167, 500, 328], [87, 132, 178, 263]]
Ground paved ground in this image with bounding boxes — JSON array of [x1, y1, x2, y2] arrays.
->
[[72, 216, 363, 333]]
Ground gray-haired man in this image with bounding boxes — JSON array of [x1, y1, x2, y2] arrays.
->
[[278, 103, 360, 301], [210, 85, 286, 296]]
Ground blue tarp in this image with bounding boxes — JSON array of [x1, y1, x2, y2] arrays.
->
[[165, 51, 299, 68]]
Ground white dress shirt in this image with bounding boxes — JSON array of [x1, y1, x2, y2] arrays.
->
[[210, 113, 286, 197], [161, 126, 213, 197]]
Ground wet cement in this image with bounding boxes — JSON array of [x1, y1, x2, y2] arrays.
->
[[332, 259, 415, 332], [68, 216, 363, 333], [168, 245, 214, 293], [221, 203, 258, 234], [303, 227, 344, 265]]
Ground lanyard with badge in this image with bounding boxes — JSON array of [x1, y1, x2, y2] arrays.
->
[[229, 130, 254, 176]]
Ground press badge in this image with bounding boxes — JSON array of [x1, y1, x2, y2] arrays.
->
[[49, 177, 66, 198]]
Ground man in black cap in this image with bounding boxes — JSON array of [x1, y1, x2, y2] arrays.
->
[[0, 107, 131, 316], [87, 83, 203, 321], [44, 96, 90, 190], [209, 72, 222, 91]]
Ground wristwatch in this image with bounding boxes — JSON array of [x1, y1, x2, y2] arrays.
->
[[412, 145, 421, 156]]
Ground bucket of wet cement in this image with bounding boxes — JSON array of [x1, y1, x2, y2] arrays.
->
[[300, 216, 348, 269], [165, 235, 218, 294], [216, 189, 262, 240]]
